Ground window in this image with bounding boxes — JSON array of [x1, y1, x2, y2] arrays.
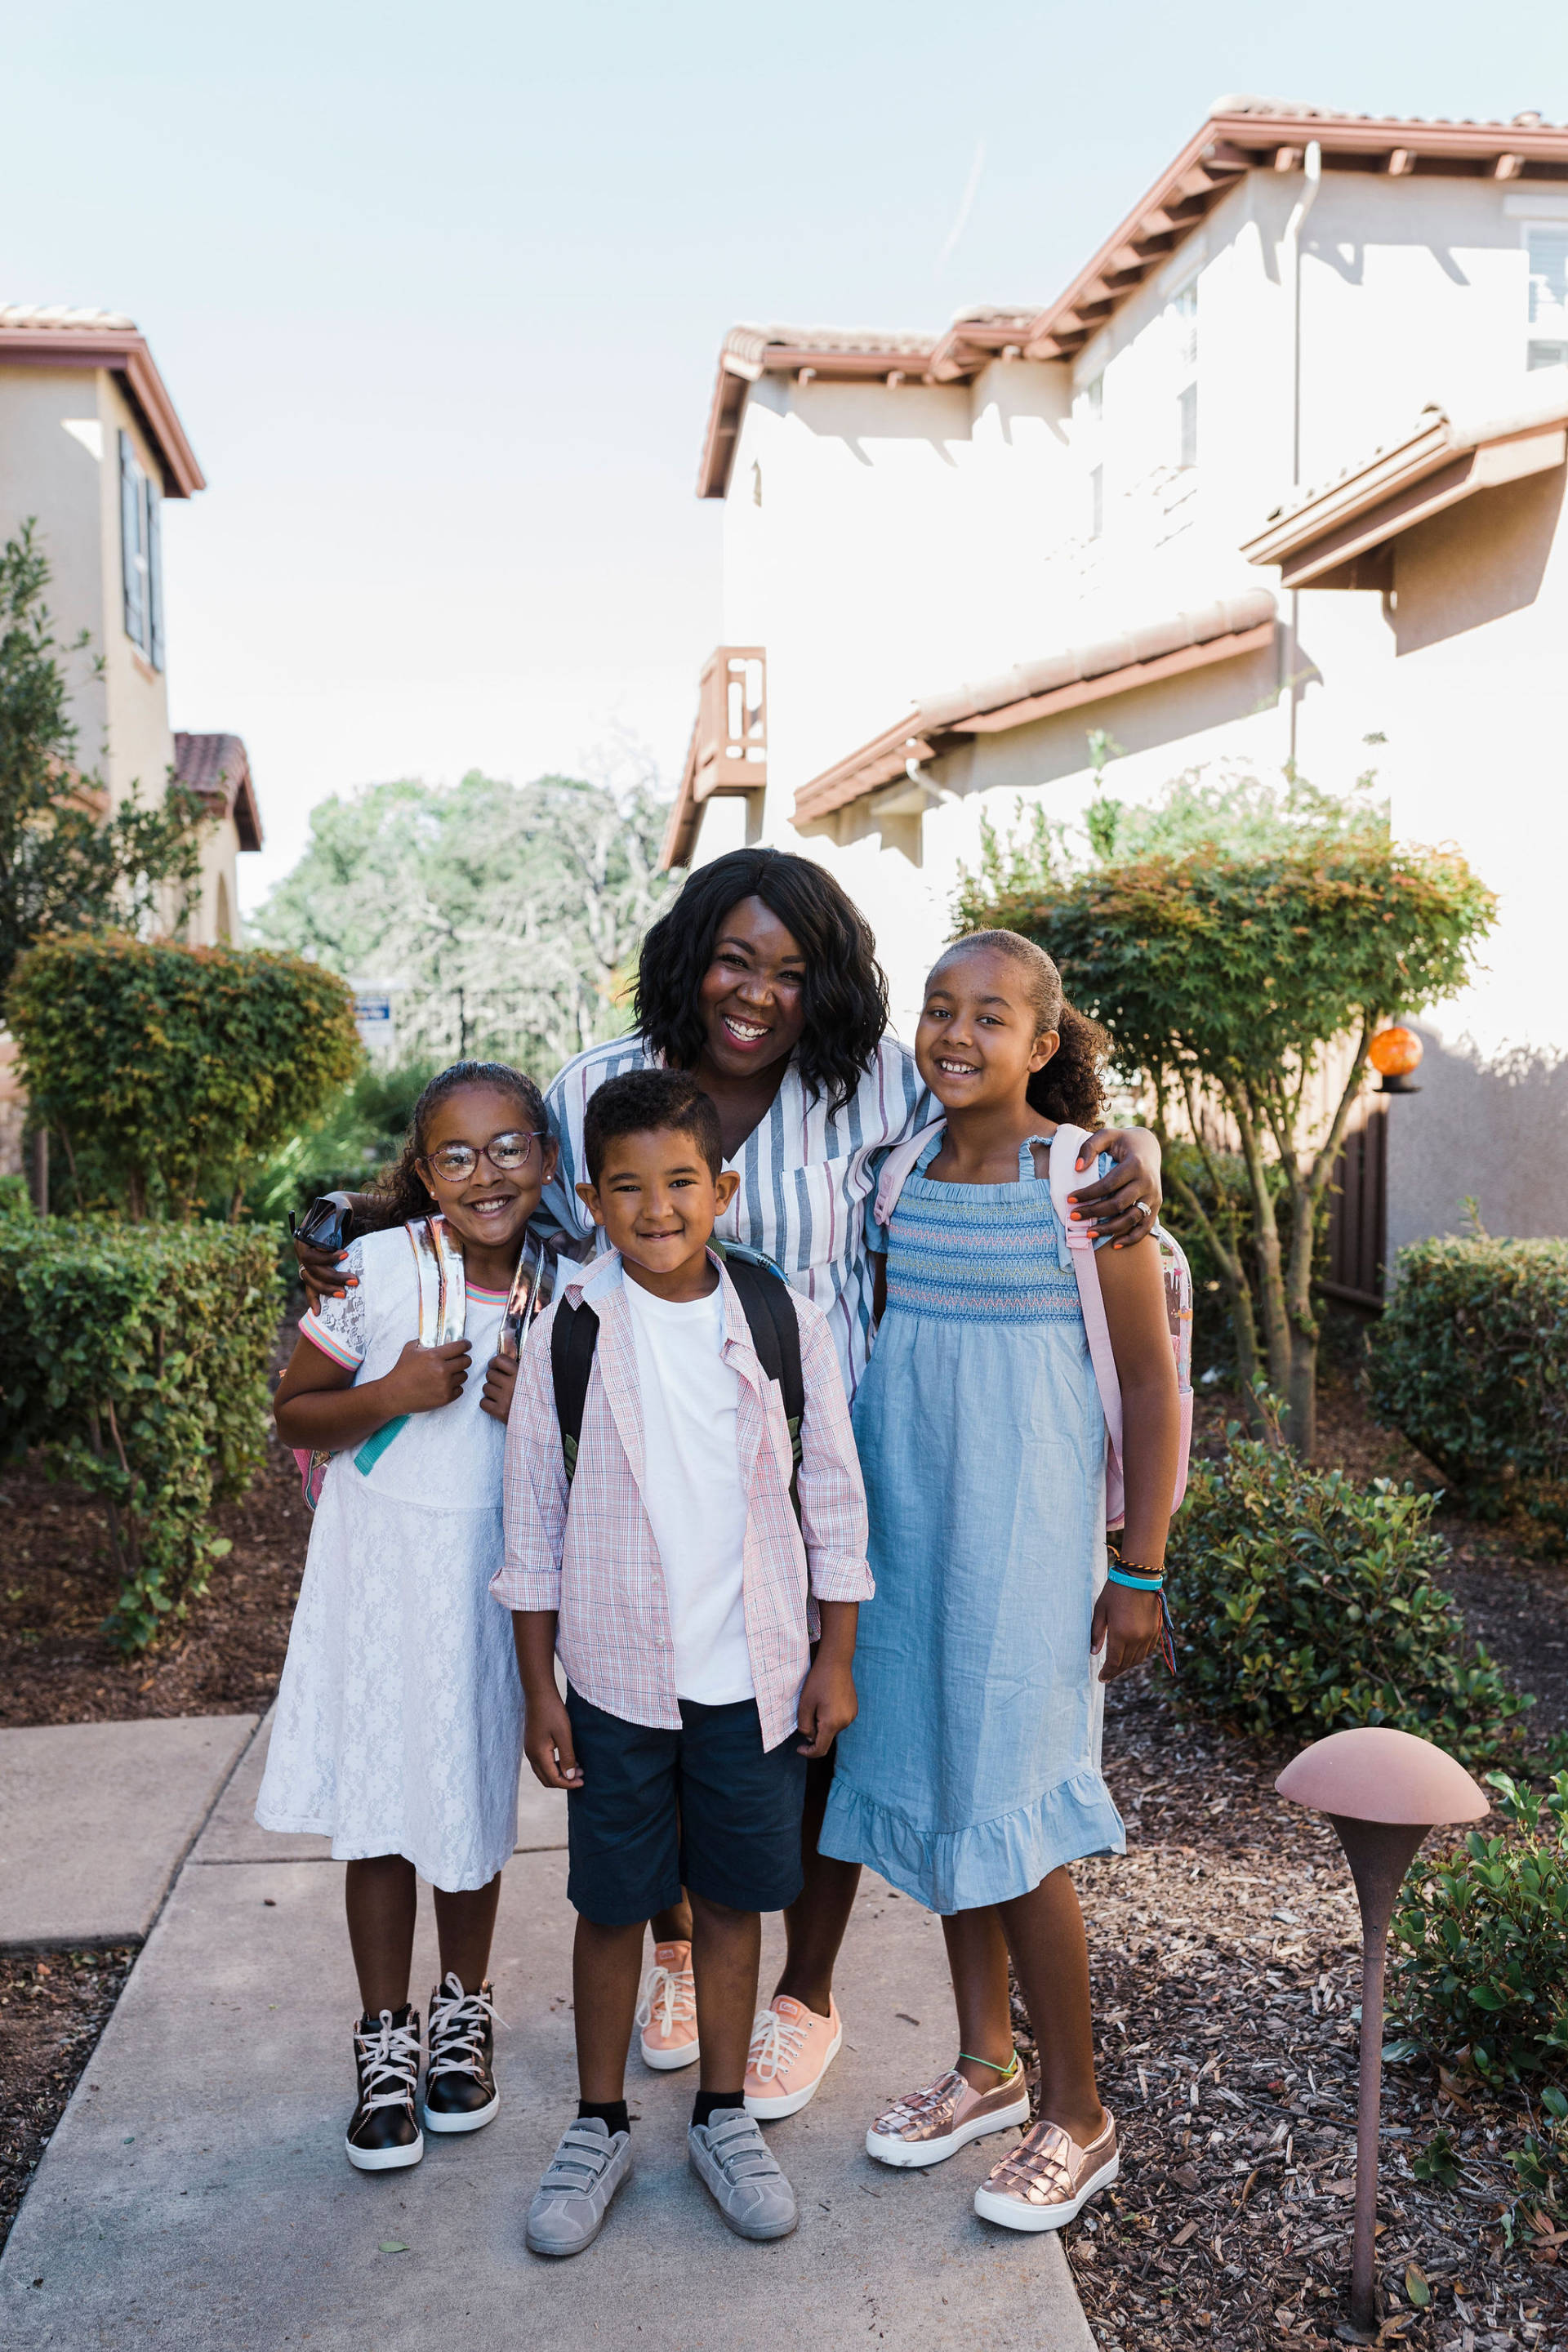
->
[[118, 430, 164, 669], [1089, 464, 1104, 540], [1527, 228, 1568, 370], [1172, 285, 1199, 469], [1177, 381, 1199, 470]]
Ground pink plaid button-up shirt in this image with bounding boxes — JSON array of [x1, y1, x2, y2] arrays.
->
[[493, 1250, 871, 1754]]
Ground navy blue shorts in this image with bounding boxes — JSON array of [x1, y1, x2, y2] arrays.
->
[[564, 1686, 807, 1927]]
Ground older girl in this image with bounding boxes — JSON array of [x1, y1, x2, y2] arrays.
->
[[822, 933, 1179, 2230]]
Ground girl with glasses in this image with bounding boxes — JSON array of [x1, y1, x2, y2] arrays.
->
[[262, 1060, 557, 2175]]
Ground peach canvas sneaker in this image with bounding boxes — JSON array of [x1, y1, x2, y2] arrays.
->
[[635, 1941, 699, 2071], [973, 2110, 1118, 2232], [742, 1994, 843, 2119], [865, 2064, 1031, 2169]]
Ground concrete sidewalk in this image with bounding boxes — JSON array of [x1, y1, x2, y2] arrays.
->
[[0, 1722, 1094, 2351], [0, 1715, 257, 1951]]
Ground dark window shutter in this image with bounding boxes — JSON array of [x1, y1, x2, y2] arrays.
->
[[119, 430, 145, 649], [146, 485, 164, 670]]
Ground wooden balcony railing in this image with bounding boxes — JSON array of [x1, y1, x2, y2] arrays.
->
[[660, 647, 767, 869]]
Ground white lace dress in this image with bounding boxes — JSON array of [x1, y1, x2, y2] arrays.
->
[[256, 1226, 523, 1890]]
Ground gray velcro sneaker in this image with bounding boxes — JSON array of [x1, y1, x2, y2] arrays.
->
[[688, 2106, 799, 2240], [525, 2115, 631, 2257]]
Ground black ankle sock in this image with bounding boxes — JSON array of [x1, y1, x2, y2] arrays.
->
[[692, 2090, 746, 2129], [577, 2098, 629, 2136]]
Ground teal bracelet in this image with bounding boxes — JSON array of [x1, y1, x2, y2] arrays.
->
[[1107, 1565, 1165, 1590]]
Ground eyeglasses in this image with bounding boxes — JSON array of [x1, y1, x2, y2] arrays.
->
[[424, 1131, 546, 1183]]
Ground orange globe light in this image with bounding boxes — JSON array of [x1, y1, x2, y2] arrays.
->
[[1368, 1026, 1423, 1079]]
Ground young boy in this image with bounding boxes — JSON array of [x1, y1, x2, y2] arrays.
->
[[493, 1067, 870, 2257]]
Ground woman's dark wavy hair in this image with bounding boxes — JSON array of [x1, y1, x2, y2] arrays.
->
[[361, 1060, 547, 1231], [938, 931, 1109, 1127], [635, 849, 889, 1110]]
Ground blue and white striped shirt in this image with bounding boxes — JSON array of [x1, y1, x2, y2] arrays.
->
[[541, 1032, 931, 1401]]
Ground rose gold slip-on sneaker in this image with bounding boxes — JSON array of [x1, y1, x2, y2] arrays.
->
[[636, 1941, 700, 2071], [865, 2065, 1032, 2170], [973, 2111, 1118, 2231], [742, 1995, 843, 2119]]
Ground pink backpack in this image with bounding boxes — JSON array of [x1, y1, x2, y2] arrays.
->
[[873, 1121, 1192, 1530]]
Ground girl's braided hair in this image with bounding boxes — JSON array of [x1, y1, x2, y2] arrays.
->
[[939, 930, 1110, 1126], [360, 1060, 548, 1231]]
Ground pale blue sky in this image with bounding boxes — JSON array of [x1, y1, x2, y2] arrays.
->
[[7, 2, 1567, 906]]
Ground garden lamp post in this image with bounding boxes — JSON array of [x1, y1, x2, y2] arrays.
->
[[1275, 1727, 1487, 2336]]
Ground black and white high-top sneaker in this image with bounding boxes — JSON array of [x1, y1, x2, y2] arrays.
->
[[422, 1972, 501, 2134], [346, 2004, 424, 2172]]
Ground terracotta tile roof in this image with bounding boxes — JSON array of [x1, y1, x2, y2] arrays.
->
[[1241, 368, 1568, 587], [0, 305, 203, 496], [173, 732, 263, 853], [793, 591, 1279, 823], [698, 100, 1568, 497]]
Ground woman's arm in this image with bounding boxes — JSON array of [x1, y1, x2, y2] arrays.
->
[[1091, 1232, 1181, 1681], [1066, 1126, 1162, 1244], [273, 1331, 473, 1454]]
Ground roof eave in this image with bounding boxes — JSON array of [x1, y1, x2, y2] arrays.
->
[[0, 324, 205, 496]]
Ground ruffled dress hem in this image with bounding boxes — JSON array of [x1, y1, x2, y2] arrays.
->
[[820, 1768, 1125, 1917]]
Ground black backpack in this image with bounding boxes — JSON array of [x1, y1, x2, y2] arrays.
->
[[550, 1245, 804, 1519]]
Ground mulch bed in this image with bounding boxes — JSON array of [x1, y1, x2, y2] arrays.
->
[[0, 1948, 136, 2256], [1040, 1673, 1568, 2351], [0, 1428, 310, 1728]]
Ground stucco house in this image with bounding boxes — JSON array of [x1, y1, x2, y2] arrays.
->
[[663, 98, 1568, 1282], [0, 305, 261, 950]]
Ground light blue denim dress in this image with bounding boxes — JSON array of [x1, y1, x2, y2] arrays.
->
[[819, 1135, 1125, 1914]]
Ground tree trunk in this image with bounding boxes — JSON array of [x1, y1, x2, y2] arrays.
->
[[1286, 1323, 1318, 1459], [1234, 1098, 1294, 1435]]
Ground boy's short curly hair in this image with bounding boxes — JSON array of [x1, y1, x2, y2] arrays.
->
[[583, 1068, 724, 1187]]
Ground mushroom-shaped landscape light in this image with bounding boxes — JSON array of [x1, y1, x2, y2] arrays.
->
[[1275, 1729, 1487, 2336]]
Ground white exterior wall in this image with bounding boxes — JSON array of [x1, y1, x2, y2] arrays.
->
[[696, 161, 1568, 1242]]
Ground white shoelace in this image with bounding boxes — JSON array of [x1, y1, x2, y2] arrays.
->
[[746, 2004, 808, 2084], [354, 2009, 421, 2114], [427, 1971, 503, 2082], [635, 1960, 696, 2038]]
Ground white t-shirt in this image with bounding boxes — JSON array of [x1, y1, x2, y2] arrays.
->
[[622, 1277, 755, 1707]]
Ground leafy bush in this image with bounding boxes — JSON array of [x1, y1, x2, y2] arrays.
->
[[243, 1058, 435, 1227], [7, 932, 361, 1216], [0, 1214, 280, 1648], [1391, 1771, 1568, 2084], [1370, 1235, 1568, 1533], [1167, 1423, 1530, 1768], [1512, 2085, 1568, 2216]]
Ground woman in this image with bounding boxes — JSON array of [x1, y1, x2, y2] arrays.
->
[[296, 847, 1162, 2120]]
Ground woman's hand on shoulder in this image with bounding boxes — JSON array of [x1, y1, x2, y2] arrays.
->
[[1091, 1579, 1163, 1682], [1066, 1126, 1161, 1245], [296, 1236, 354, 1313]]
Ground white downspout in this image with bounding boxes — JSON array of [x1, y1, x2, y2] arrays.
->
[[1285, 139, 1322, 771]]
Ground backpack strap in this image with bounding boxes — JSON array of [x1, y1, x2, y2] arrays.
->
[[873, 1120, 947, 1227], [1047, 1127, 1125, 1492], [719, 1254, 804, 1520], [550, 1298, 600, 1482]]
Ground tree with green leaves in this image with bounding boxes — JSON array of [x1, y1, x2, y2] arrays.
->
[[0, 523, 205, 996], [252, 763, 673, 1074], [958, 764, 1496, 1454]]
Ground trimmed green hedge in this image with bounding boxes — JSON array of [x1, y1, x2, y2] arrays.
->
[[0, 1213, 280, 1648], [1370, 1235, 1568, 1532], [1167, 1425, 1532, 1770]]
